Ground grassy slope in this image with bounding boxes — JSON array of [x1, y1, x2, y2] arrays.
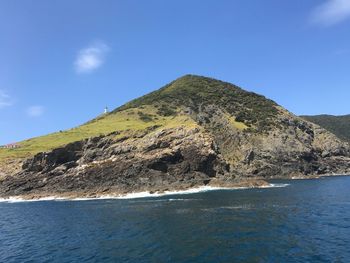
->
[[117, 75, 278, 127], [0, 75, 277, 162], [0, 105, 197, 161], [301, 114, 350, 142]]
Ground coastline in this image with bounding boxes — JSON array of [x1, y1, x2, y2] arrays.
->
[[0, 182, 290, 203], [288, 173, 350, 180], [1, 174, 348, 203]]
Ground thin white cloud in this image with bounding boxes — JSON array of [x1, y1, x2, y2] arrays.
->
[[26, 106, 44, 117], [0, 90, 13, 109], [74, 41, 110, 74], [311, 0, 350, 26]]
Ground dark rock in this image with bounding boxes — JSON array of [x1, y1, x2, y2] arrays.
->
[[2, 105, 350, 198], [244, 150, 255, 165]]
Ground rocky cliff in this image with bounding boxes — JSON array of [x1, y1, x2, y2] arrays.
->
[[1, 75, 350, 199]]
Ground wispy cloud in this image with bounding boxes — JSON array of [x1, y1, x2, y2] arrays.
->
[[74, 41, 110, 74], [311, 0, 350, 26], [26, 106, 44, 117], [0, 90, 13, 109]]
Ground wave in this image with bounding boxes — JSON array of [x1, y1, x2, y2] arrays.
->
[[265, 183, 290, 188], [0, 183, 290, 203], [0, 196, 66, 203]]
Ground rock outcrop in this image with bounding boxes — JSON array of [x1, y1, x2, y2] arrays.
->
[[0, 127, 230, 197], [1, 75, 350, 199]]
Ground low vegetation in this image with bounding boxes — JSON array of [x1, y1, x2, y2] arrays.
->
[[302, 114, 350, 142], [0, 105, 196, 161], [0, 75, 281, 162], [116, 75, 279, 130]]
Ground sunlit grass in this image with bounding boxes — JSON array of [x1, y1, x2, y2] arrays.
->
[[0, 105, 197, 162]]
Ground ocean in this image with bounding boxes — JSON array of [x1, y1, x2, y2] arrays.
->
[[1, 176, 350, 262]]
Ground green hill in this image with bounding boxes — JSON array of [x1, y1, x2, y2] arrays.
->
[[2, 74, 350, 198], [301, 115, 350, 142], [1, 75, 277, 161], [115, 74, 279, 128]]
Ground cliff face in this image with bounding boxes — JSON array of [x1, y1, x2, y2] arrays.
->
[[1, 75, 350, 198], [1, 127, 227, 197]]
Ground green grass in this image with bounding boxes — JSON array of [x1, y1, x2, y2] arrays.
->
[[115, 75, 279, 130], [0, 105, 197, 162], [228, 116, 249, 130], [0, 74, 280, 162]]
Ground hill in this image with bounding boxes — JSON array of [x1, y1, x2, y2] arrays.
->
[[0, 75, 278, 161], [301, 115, 350, 142], [1, 75, 350, 199]]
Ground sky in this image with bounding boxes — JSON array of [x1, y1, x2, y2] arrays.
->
[[1, 0, 350, 144]]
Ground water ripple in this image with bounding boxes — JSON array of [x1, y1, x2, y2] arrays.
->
[[1, 177, 350, 262]]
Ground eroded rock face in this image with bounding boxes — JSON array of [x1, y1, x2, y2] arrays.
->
[[3, 74, 350, 199], [1, 108, 350, 199], [0, 127, 230, 197], [192, 104, 350, 179]]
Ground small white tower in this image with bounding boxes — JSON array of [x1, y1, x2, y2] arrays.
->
[[104, 106, 109, 114]]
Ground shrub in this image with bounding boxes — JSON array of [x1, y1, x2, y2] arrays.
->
[[157, 104, 176, 116], [137, 111, 153, 122]]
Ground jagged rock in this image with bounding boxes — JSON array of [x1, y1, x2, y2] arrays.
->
[[1, 75, 350, 198], [244, 150, 255, 165]]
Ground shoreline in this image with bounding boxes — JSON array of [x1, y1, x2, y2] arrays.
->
[[288, 173, 350, 180], [0, 183, 290, 203], [1, 174, 348, 203]]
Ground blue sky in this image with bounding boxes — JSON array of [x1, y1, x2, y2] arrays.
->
[[1, 0, 350, 144]]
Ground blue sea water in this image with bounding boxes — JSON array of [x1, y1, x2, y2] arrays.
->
[[1, 176, 350, 262]]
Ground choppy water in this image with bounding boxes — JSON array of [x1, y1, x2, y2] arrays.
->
[[1, 176, 350, 262]]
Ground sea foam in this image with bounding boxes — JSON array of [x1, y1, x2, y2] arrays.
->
[[0, 183, 289, 203]]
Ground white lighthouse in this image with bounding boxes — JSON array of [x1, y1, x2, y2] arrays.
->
[[104, 106, 109, 114]]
